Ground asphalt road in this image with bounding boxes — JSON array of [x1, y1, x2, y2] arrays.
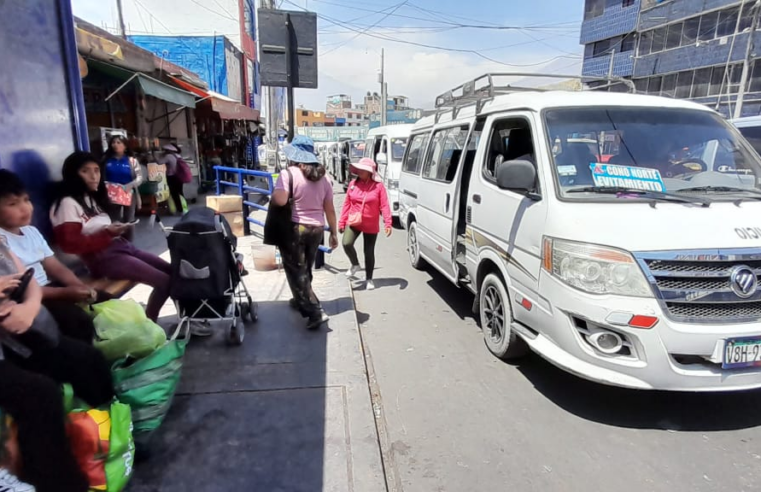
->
[[328, 190, 761, 492]]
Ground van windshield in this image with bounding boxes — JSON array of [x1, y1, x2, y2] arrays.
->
[[545, 107, 761, 201]]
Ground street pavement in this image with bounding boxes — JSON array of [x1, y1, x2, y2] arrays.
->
[[328, 192, 761, 492]]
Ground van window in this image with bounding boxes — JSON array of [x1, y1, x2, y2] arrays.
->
[[402, 133, 429, 175], [484, 118, 536, 183], [391, 138, 409, 161], [364, 139, 373, 158], [422, 125, 468, 183], [739, 126, 761, 155]]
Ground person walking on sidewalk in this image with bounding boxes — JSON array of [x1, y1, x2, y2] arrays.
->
[[103, 135, 142, 240], [272, 136, 339, 330], [339, 158, 392, 291], [157, 144, 185, 215]]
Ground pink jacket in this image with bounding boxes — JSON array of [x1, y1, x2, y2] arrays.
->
[[339, 179, 392, 234]]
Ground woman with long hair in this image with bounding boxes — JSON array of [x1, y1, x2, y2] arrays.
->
[[339, 158, 392, 291], [271, 136, 338, 330], [103, 135, 143, 227], [50, 151, 171, 322], [158, 143, 185, 215]]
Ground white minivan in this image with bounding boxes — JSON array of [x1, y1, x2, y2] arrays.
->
[[400, 77, 761, 391], [733, 116, 761, 156], [364, 125, 413, 221]]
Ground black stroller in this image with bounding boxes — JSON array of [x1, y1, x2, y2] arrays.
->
[[167, 207, 257, 345]]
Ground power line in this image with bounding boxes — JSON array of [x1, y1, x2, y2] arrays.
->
[[188, 0, 238, 22], [321, 0, 409, 56]]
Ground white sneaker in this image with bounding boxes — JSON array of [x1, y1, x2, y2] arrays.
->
[[366, 280, 376, 291], [345, 265, 360, 278], [0, 469, 35, 491]]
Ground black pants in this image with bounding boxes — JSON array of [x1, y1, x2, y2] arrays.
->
[[167, 174, 185, 214], [280, 223, 324, 320], [0, 333, 114, 492], [343, 227, 378, 280], [43, 300, 95, 344]]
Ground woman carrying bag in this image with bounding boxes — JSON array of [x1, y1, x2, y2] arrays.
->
[[339, 158, 392, 291], [103, 136, 143, 234]]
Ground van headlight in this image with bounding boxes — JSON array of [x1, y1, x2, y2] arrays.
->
[[542, 238, 652, 297]]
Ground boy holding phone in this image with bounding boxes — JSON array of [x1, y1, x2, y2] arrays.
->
[[0, 170, 102, 343]]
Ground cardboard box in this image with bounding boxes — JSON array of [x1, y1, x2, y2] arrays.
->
[[221, 211, 245, 237], [206, 194, 242, 214]]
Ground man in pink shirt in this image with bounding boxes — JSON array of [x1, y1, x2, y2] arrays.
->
[[339, 158, 392, 291]]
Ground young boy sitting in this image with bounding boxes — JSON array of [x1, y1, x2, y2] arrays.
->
[[0, 170, 100, 343]]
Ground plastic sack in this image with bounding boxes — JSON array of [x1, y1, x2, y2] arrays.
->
[[92, 300, 166, 362], [63, 385, 135, 492]]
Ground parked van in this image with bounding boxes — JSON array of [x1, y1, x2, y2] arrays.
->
[[733, 116, 761, 155], [364, 125, 414, 222], [400, 75, 761, 391]]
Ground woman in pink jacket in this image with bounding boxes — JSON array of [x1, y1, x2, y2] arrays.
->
[[339, 158, 392, 290]]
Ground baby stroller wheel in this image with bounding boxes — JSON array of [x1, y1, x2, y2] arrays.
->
[[227, 318, 245, 346], [248, 298, 258, 323]]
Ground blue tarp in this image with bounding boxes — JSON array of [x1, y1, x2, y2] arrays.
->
[[130, 35, 229, 96]]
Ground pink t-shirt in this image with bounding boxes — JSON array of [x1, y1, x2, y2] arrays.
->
[[274, 168, 333, 227]]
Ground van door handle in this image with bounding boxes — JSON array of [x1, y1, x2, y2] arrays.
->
[[473, 194, 482, 204], [445, 193, 451, 212]]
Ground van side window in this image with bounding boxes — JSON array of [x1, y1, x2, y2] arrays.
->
[[402, 133, 429, 175], [422, 125, 469, 183], [364, 139, 373, 158], [484, 119, 536, 184]]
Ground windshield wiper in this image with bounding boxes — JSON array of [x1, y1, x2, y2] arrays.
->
[[678, 186, 761, 204], [567, 186, 711, 207]]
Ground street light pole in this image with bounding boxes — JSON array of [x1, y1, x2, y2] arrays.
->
[[735, 0, 761, 119], [260, 0, 280, 170], [380, 48, 387, 126], [116, 0, 127, 39]]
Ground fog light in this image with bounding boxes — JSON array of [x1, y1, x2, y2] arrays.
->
[[587, 331, 624, 355]]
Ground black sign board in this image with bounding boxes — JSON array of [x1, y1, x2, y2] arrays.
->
[[258, 9, 318, 89]]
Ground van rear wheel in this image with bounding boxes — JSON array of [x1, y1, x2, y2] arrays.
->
[[407, 221, 424, 270], [479, 273, 527, 360]]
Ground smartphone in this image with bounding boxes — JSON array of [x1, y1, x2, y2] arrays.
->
[[9, 268, 34, 303]]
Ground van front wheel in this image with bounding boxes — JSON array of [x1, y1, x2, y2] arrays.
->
[[479, 273, 527, 360], [407, 221, 424, 270]]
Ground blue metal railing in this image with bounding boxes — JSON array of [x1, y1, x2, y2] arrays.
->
[[213, 166, 331, 254]]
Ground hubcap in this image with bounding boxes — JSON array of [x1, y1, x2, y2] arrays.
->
[[483, 285, 505, 344], [408, 226, 419, 263]]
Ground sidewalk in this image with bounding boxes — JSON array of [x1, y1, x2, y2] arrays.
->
[[124, 219, 386, 492]]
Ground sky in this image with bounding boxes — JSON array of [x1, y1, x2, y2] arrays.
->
[[72, 0, 584, 111]]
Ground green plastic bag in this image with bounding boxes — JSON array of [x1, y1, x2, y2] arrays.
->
[[180, 195, 189, 214], [92, 300, 167, 362], [63, 385, 135, 492], [111, 319, 189, 446]]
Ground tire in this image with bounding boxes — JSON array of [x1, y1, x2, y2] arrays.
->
[[249, 300, 259, 323], [407, 221, 425, 270], [479, 273, 528, 360], [227, 318, 245, 346]]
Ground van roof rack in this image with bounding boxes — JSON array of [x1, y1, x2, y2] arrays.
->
[[433, 72, 635, 123]]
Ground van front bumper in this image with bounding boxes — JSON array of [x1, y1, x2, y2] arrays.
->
[[522, 275, 761, 391]]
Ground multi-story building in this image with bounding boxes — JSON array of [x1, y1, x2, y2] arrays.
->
[[579, 0, 761, 116], [296, 109, 349, 127], [363, 92, 383, 117], [326, 94, 352, 118], [633, 0, 761, 117]]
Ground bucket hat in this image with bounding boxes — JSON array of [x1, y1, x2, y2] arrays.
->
[[163, 143, 180, 154], [351, 157, 382, 182], [283, 135, 320, 165]]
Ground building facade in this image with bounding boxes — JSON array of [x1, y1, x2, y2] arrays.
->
[[580, 0, 641, 79], [326, 94, 352, 118]]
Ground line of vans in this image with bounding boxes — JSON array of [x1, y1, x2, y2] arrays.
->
[[399, 77, 761, 392], [364, 125, 413, 223]]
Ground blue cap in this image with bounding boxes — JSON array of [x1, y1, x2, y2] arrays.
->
[[283, 135, 320, 165]]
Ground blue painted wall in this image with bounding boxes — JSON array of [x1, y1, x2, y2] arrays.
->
[[130, 35, 229, 96], [580, 0, 641, 44]]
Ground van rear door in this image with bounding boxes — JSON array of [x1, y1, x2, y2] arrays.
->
[[399, 132, 430, 228]]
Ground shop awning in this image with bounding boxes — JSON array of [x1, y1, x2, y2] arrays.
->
[[168, 75, 260, 121], [89, 60, 196, 108]]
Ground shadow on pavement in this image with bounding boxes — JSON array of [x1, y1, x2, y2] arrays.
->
[[128, 300, 330, 492], [425, 273, 476, 322], [354, 277, 409, 291], [515, 352, 761, 432]]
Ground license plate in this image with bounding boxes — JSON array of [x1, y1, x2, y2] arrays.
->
[[723, 337, 761, 369]]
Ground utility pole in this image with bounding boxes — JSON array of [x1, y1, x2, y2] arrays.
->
[[380, 48, 387, 126], [260, 0, 280, 170], [735, 0, 760, 119], [116, 0, 127, 39]]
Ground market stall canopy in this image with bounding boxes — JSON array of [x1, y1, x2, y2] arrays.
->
[[168, 75, 260, 121], [89, 60, 196, 108]]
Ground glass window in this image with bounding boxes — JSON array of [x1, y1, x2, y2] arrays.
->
[[691, 68, 711, 98], [682, 17, 700, 45], [651, 27, 666, 53], [622, 0, 635, 7], [740, 6, 753, 32], [593, 39, 610, 57], [661, 73, 677, 98], [717, 7, 740, 38], [390, 137, 408, 162], [634, 79, 648, 94], [728, 64, 743, 94], [402, 134, 429, 175], [545, 107, 761, 200], [585, 0, 604, 19], [639, 30, 653, 56], [739, 127, 761, 155], [648, 76, 663, 95], [676, 71, 694, 98], [699, 12, 719, 41], [750, 61, 761, 93], [621, 33, 635, 53], [709, 66, 725, 96], [422, 126, 468, 183], [666, 23, 683, 50]]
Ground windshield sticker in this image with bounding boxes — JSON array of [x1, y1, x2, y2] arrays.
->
[[557, 165, 577, 176], [590, 163, 665, 192]]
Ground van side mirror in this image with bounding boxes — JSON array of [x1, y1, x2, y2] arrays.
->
[[376, 153, 388, 166], [496, 160, 539, 199]]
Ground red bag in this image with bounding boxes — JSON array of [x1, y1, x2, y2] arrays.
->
[[106, 183, 132, 206], [175, 156, 192, 184]]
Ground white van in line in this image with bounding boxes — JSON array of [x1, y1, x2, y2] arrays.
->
[[364, 125, 414, 222], [733, 115, 761, 156], [399, 75, 761, 392]]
